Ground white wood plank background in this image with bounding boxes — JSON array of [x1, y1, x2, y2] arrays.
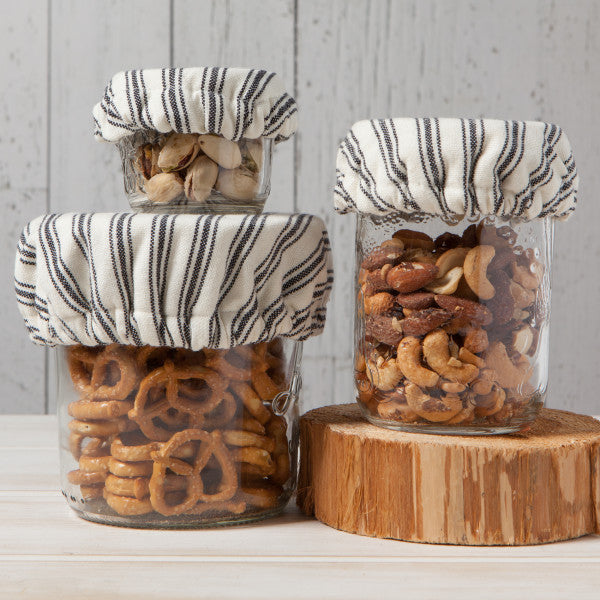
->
[[1, 0, 599, 415]]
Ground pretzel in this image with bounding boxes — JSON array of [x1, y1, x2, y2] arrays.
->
[[69, 432, 108, 460], [149, 429, 237, 516], [90, 344, 140, 400], [223, 430, 275, 453], [78, 454, 110, 474], [67, 469, 107, 485], [241, 411, 266, 435], [266, 417, 291, 485], [202, 392, 238, 429], [68, 417, 135, 438], [204, 345, 268, 381], [110, 431, 196, 462], [251, 370, 284, 401], [230, 381, 271, 424], [136, 346, 172, 373], [80, 484, 104, 500], [108, 458, 153, 478], [67, 346, 102, 395], [185, 500, 247, 516], [103, 489, 153, 516], [230, 447, 275, 475], [240, 483, 283, 509], [129, 362, 226, 439], [105, 473, 187, 500], [68, 399, 133, 420]]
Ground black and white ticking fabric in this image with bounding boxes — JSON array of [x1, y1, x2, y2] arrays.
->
[[15, 213, 333, 349], [334, 118, 578, 221], [93, 68, 298, 143]]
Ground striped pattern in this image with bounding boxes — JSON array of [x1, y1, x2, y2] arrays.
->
[[93, 67, 298, 143], [334, 118, 578, 221], [15, 213, 333, 349]]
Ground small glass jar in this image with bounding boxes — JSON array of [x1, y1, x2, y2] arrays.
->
[[118, 131, 273, 213], [58, 339, 301, 527], [355, 214, 552, 435]]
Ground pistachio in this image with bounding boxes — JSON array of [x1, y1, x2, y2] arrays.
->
[[215, 168, 259, 200], [198, 135, 242, 169], [135, 144, 161, 179], [184, 155, 218, 203], [244, 139, 263, 172], [157, 133, 200, 172], [144, 173, 184, 204]]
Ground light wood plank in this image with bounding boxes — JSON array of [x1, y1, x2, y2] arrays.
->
[[1, 493, 600, 560], [0, 448, 59, 491], [2, 559, 599, 600], [0, 1, 48, 413], [173, 0, 296, 212], [0, 415, 57, 448]]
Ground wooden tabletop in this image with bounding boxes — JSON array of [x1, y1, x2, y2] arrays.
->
[[1, 415, 599, 599]]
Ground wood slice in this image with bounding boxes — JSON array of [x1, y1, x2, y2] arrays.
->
[[297, 404, 600, 546]]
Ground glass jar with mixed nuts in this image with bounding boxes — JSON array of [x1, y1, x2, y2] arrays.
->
[[355, 215, 552, 434], [119, 131, 272, 213]]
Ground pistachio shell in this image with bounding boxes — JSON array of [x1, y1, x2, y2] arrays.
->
[[157, 133, 200, 172], [184, 156, 218, 203], [215, 168, 259, 200], [198, 135, 242, 169], [244, 139, 263, 171], [144, 173, 184, 204], [135, 144, 161, 179]]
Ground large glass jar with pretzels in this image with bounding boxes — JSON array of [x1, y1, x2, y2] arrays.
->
[[335, 117, 579, 434], [58, 339, 302, 526]]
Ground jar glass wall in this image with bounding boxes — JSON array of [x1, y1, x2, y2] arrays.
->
[[58, 339, 301, 527], [118, 131, 273, 213], [355, 214, 552, 435]]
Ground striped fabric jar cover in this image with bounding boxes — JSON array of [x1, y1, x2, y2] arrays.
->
[[334, 118, 578, 221], [93, 68, 298, 143], [15, 213, 333, 349]]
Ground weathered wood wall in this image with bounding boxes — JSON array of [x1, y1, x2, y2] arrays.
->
[[2, 0, 598, 414]]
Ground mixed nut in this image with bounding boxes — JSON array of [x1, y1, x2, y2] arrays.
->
[[126, 132, 266, 207], [355, 222, 545, 428]]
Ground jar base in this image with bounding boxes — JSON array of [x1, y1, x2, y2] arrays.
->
[[66, 498, 288, 529], [359, 403, 541, 436]]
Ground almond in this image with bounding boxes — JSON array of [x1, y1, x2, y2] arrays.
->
[[394, 292, 435, 310], [434, 294, 493, 326], [361, 245, 405, 270], [365, 315, 403, 346], [399, 308, 452, 336], [386, 262, 439, 293]]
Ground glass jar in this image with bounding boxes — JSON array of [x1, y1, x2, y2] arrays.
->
[[118, 131, 273, 213], [58, 339, 302, 527], [355, 214, 552, 435]]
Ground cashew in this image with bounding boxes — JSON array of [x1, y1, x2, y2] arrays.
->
[[424, 266, 463, 295], [484, 341, 532, 388], [470, 368, 496, 395], [396, 337, 439, 388], [377, 399, 419, 422], [511, 261, 543, 290], [512, 325, 534, 355], [458, 347, 485, 368], [405, 382, 463, 422], [472, 386, 506, 417], [446, 402, 475, 425], [440, 381, 466, 394], [422, 329, 479, 384], [366, 356, 403, 391], [463, 245, 496, 300], [509, 280, 535, 309], [434, 247, 469, 277]]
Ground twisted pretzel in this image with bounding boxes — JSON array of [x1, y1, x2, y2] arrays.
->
[[67, 346, 102, 395], [90, 344, 140, 400], [149, 429, 237, 516]]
